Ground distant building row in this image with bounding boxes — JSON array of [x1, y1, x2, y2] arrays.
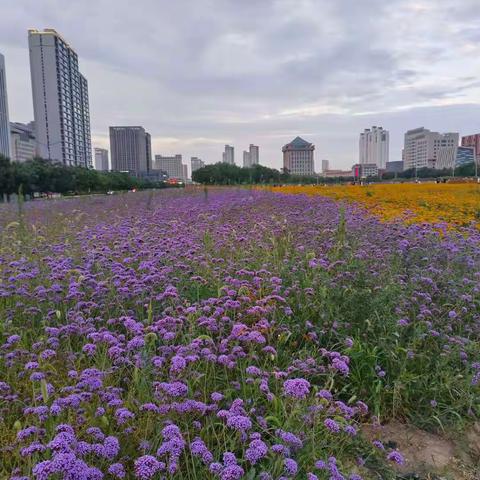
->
[[403, 127, 478, 171], [108, 126, 204, 182], [358, 126, 478, 173]]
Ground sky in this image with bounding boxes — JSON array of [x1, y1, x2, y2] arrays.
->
[[1, 0, 480, 172]]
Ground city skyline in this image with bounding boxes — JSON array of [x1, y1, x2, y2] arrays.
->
[[1, 1, 479, 170]]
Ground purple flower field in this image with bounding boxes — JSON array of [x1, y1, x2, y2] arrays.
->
[[0, 189, 479, 479]]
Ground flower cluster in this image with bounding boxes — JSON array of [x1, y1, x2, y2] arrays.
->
[[1, 188, 478, 479]]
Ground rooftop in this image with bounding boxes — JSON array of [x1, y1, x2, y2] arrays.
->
[[283, 136, 314, 150], [28, 28, 74, 52]]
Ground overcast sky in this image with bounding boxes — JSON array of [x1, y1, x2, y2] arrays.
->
[[1, 0, 480, 171]]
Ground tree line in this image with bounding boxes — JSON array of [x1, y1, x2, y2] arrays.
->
[[0, 156, 175, 199], [192, 162, 478, 185], [192, 163, 323, 185]]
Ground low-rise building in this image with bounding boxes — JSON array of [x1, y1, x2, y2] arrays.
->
[[137, 170, 168, 182], [386, 161, 404, 173], [352, 163, 378, 178], [323, 169, 352, 178]]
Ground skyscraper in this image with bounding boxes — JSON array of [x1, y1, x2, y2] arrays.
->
[[249, 144, 259, 166], [191, 157, 205, 172], [223, 145, 234, 164], [28, 29, 92, 167], [403, 128, 458, 170], [0, 53, 11, 159], [359, 126, 389, 169], [321, 159, 329, 173], [94, 148, 109, 171], [243, 150, 250, 168], [145, 132, 152, 172], [282, 137, 315, 176], [109, 126, 150, 174]]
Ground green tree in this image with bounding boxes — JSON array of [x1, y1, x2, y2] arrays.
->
[[0, 155, 15, 198]]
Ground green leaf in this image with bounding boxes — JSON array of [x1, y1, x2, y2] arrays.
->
[[246, 468, 257, 480], [40, 378, 49, 403]]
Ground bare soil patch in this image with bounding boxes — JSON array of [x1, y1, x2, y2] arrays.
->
[[363, 421, 480, 480]]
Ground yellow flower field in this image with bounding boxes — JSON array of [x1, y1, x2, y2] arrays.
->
[[269, 183, 480, 228]]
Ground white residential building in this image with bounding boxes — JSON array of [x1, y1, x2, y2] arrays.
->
[[29, 29, 92, 167], [154, 154, 187, 181], [10, 122, 36, 163], [94, 147, 109, 171], [403, 127, 459, 170], [191, 157, 205, 172], [359, 126, 389, 169], [0, 53, 11, 159], [223, 145, 234, 164]]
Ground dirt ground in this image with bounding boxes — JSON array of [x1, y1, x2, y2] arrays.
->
[[362, 421, 480, 479]]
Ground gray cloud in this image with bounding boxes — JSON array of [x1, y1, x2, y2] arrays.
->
[[0, 0, 479, 171]]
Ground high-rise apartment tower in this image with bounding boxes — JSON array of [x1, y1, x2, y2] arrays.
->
[[359, 126, 389, 169], [0, 53, 11, 159], [28, 29, 92, 167]]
